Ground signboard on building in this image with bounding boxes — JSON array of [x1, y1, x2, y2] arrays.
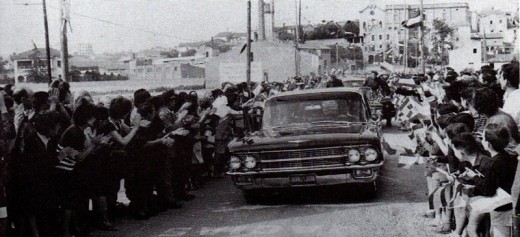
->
[[219, 62, 263, 84]]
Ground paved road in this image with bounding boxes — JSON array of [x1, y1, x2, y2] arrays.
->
[[92, 129, 445, 237]]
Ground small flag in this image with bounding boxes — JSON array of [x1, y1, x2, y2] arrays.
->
[[469, 188, 512, 213], [403, 147, 414, 155], [401, 9, 423, 28], [382, 140, 397, 155], [398, 155, 418, 169], [239, 43, 247, 54]]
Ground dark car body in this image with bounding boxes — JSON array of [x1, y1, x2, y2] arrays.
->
[[227, 88, 384, 202]]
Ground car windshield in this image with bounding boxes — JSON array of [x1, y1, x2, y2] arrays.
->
[[263, 92, 367, 130]]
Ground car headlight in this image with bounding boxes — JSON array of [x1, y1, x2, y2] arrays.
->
[[348, 149, 361, 162], [244, 156, 257, 169], [229, 156, 241, 169], [364, 147, 378, 162]]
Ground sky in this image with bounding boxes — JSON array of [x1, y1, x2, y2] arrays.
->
[[0, 0, 518, 57]]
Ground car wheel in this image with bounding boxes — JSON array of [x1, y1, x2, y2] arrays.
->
[[242, 190, 262, 204]]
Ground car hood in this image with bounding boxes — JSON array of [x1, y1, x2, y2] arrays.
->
[[229, 124, 380, 153]]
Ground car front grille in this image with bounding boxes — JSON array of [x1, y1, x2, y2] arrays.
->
[[264, 147, 344, 160], [260, 157, 344, 170], [257, 147, 360, 171]]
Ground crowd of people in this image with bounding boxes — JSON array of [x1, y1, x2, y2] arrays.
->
[[389, 61, 520, 237], [0, 59, 518, 237], [0, 80, 267, 236]]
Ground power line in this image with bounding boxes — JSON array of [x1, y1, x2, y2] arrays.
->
[[43, 4, 198, 43]]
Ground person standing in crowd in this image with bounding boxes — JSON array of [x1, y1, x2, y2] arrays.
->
[[470, 123, 518, 237], [325, 75, 344, 88], [449, 132, 493, 237], [14, 112, 60, 237], [499, 61, 520, 126], [0, 92, 15, 235], [57, 103, 111, 237], [473, 87, 520, 146], [499, 61, 520, 236], [125, 101, 174, 219]]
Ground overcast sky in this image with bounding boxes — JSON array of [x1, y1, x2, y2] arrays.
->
[[0, 0, 518, 57]]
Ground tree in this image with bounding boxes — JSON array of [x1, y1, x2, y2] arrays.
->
[[343, 20, 360, 36], [160, 49, 179, 58], [0, 57, 8, 74], [218, 45, 232, 53], [181, 49, 197, 57], [429, 19, 453, 65], [277, 27, 296, 41]]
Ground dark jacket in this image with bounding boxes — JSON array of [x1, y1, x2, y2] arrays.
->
[[473, 150, 518, 211], [326, 79, 344, 88]]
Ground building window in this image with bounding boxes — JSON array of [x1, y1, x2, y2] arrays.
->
[[363, 22, 366, 29], [380, 45, 382, 49], [473, 48, 477, 54], [174, 67, 178, 71], [491, 30, 494, 33], [490, 20, 493, 24], [379, 21, 382, 28], [372, 35, 375, 41], [499, 20, 502, 23], [379, 35, 382, 40], [57, 61, 61, 68], [387, 34, 390, 40]]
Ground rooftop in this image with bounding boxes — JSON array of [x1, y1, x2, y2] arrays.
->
[[11, 48, 61, 60], [385, 2, 468, 10], [178, 41, 207, 48], [214, 32, 247, 39]]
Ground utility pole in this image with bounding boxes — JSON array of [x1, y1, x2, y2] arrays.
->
[[246, 0, 252, 89], [60, 0, 70, 82], [336, 43, 339, 70], [483, 29, 488, 63], [294, 0, 301, 76], [42, 0, 52, 84], [419, 0, 425, 75], [271, 0, 275, 41]]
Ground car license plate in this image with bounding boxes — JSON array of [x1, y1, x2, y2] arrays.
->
[[290, 174, 316, 185]]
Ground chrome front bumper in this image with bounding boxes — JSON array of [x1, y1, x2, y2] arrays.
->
[[228, 163, 382, 190]]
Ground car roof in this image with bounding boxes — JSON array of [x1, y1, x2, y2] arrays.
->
[[267, 87, 363, 101]]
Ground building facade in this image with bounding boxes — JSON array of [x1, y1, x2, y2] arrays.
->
[[205, 41, 324, 88], [359, 4, 388, 65], [74, 43, 94, 57], [11, 48, 62, 84]]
